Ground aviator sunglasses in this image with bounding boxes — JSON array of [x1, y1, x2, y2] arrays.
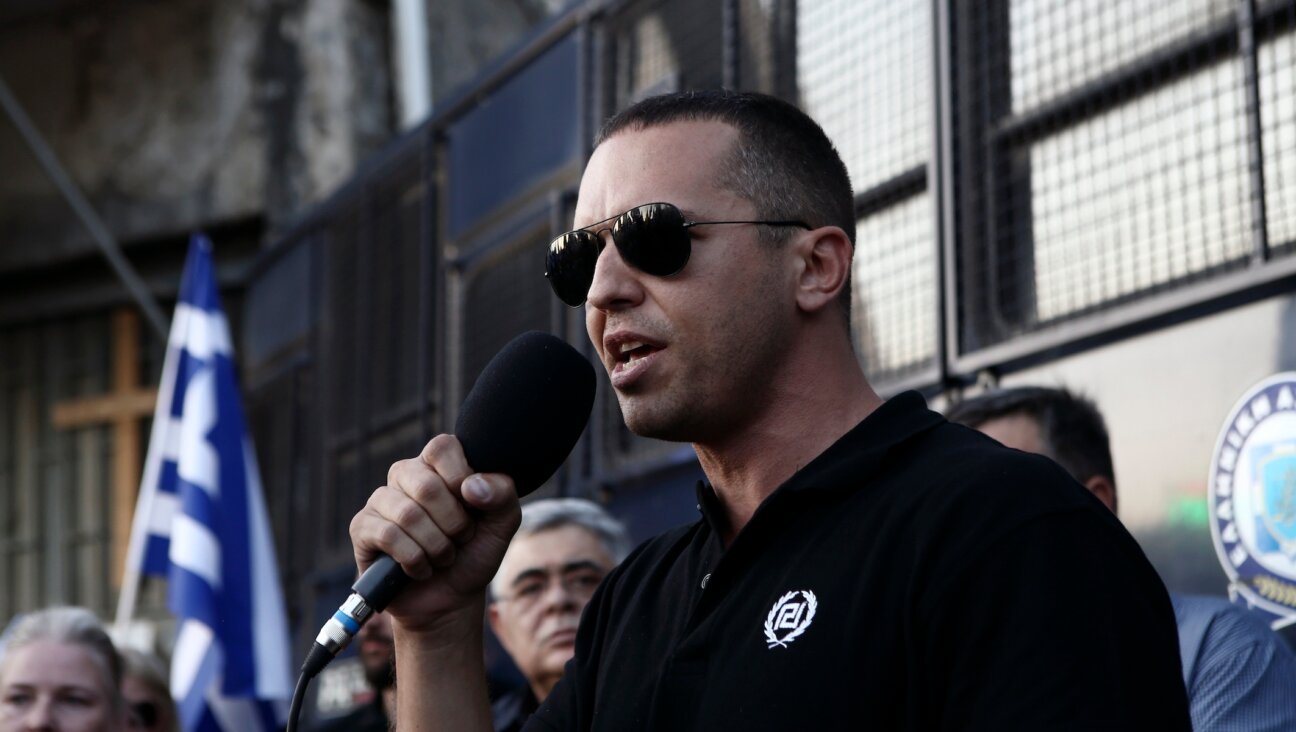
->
[[545, 202, 811, 306]]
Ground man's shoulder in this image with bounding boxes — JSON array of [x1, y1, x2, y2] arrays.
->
[[1174, 593, 1290, 652], [913, 419, 1071, 482], [889, 420, 1103, 522], [1172, 593, 1296, 725]]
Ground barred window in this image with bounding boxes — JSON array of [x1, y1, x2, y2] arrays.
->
[[1029, 60, 1252, 321], [460, 239, 554, 404], [853, 193, 937, 378], [799, 0, 936, 387], [611, 0, 724, 106], [1009, 0, 1234, 112], [1261, 24, 1296, 252], [798, 0, 931, 192]]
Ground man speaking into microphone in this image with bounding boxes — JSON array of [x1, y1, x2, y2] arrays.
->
[[348, 90, 1191, 730]]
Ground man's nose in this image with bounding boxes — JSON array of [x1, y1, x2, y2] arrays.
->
[[585, 234, 644, 311], [539, 577, 580, 611]]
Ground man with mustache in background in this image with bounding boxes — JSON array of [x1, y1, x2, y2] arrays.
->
[[488, 499, 630, 732]]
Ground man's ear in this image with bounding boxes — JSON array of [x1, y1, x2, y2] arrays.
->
[[793, 226, 853, 314], [1083, 475, 1117, 514], [487, 603, 504, 638]]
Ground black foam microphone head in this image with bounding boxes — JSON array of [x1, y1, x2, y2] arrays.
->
[[454, 331, 596, 497]]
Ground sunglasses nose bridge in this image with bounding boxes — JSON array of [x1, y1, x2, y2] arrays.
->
[[585, 225, 645, 307]]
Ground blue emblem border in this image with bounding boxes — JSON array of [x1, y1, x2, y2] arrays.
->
[[1208, 372, 1296, 624]]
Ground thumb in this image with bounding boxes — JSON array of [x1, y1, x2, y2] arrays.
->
[[460, 473, 522, 540]]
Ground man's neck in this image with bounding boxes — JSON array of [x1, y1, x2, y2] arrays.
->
[[694, 338, 881, 545]]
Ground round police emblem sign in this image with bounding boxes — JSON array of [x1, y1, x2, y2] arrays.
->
[[1209, 372, 1296, 625]]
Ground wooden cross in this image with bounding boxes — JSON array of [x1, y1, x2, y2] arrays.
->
[[51, 307, 158, 588]]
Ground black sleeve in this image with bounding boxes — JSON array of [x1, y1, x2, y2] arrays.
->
[[916, 508, 1192, 731]]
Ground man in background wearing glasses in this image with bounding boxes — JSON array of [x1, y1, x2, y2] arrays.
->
[[487, 499, 630, 732], [349, 89, 1192, 730]]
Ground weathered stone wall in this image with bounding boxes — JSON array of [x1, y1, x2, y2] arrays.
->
[[0, 0, 393, 272]]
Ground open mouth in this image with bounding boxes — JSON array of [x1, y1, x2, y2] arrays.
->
[[616, 340, 660, 366]]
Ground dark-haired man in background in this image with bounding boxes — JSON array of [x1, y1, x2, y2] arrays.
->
[[349, 90, 1191, 730], [948, 385, 1296, 732]]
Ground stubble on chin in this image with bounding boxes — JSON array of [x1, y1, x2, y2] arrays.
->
[[615, 389, 707, 444]]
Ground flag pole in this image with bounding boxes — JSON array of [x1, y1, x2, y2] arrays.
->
[[114, 249, 185, 634]]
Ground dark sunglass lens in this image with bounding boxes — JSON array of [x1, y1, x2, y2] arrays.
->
[[614, 203, 690, 277], [545, 230, 601, 306]]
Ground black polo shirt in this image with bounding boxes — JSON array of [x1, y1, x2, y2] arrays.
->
[[526, 392, 1190, 731]]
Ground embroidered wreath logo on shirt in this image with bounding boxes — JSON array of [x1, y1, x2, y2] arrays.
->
[[763, 590, 817, 648]]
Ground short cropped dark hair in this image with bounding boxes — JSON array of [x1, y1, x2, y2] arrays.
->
[[945, 386, 1117, 509], [596, 90, 856, 314]]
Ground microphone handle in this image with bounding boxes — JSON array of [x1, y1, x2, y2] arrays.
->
[[301, 555, 409, 681], [352, 554, 410, 612]]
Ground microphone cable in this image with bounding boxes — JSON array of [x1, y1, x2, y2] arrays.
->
[[286, 561, 401, 732]]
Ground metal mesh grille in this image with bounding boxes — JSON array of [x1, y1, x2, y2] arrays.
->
[[1009, 0, 1234, 113], [460, 240, 554, 405], [318, 225, 361, 557], [1028, 60, 1252, 321], [246, 369, 303, 591], [853, 193, 937, 381], [799, 0, 935, 386], [611, 0, 723, 106], [1260, 11, 1296, 251], [322, 211, 363, 437], [957, 0, 1294, 354], [366, 165, 425, 422], [798, 0, 932, 192]]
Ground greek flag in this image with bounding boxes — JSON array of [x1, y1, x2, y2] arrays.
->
[[117, 234, 291, 731]]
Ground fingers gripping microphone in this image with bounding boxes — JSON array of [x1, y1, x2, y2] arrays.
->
[[300, 331, 597, 681]]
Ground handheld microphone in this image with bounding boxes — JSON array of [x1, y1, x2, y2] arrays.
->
[[300, 331, 597, 679]]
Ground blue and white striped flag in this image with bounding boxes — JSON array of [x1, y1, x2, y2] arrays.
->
[[117, 234, 292, 732]]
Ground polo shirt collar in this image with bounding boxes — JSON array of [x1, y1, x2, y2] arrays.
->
[[694, 390, 943, 513], [782, 390, 944, 494]]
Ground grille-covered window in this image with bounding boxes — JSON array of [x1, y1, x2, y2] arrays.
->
[[956, 0, 1294, 356], [1009, 0, 1234, 112], [611, 0, 724, 106], [1028, 60, 1252, 321], [853, 193, 937, 379], [798, 0, 932, 192], [460, 240, 554, 405], [799, 0, 936, 388], [1260, 18, 1296, 252]]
